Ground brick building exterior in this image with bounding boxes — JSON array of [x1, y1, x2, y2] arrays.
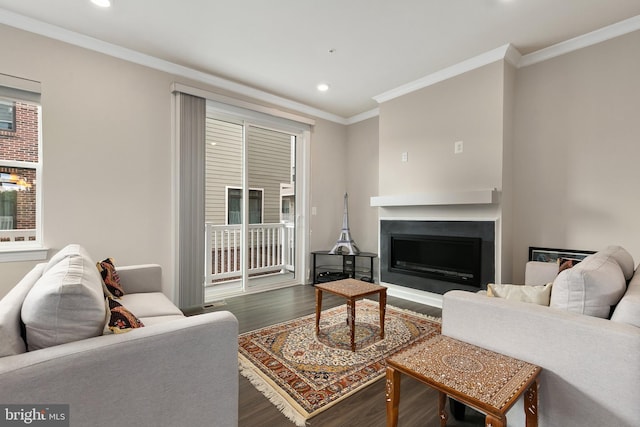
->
[[0, 101, 38, 231]]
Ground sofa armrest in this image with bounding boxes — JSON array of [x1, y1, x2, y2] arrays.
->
[[0, 311, 239, 427], [116, 264, 162, 293], [442, 290, 640, 427]]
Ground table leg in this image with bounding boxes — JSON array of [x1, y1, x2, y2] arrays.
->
[[315, 288, 322, 336], [348, 298, 356, 351], [485, 414, 505, 427], [379, 289, 387, 339], [385, 367, 401, 427], [524, 380, 538, 427], [438, 392, 448, 427]]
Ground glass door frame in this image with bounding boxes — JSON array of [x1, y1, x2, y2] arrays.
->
[[205, 104, 310, 299]]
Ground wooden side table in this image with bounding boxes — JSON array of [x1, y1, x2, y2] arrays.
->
[[315, 278, 387, 352], [386, 335, 541, 427]]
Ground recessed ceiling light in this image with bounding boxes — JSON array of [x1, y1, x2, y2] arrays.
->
[[91, 0, 112, 7], [317, 83, 330, 92]]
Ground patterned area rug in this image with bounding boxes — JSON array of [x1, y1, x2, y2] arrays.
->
[[238, 299, 441, 426]]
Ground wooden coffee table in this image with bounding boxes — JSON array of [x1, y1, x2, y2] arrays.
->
[[314, 279, 387, 352], [386, 335, 541, 427]]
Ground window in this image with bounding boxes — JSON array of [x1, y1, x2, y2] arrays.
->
[[0, 76, 44, 259], [227, 188, 263, 224], [0, 101, 15, 132]]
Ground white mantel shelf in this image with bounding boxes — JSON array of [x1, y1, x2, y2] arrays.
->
[[370, 189, 500, 207]]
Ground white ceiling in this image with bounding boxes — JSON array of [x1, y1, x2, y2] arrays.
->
[[1, 0, 640, 121]]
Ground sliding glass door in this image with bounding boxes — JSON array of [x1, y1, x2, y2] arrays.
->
[[204, 112, 298, 300]]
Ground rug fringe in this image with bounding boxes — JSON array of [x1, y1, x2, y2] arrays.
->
[[239, 355, 308, 427]]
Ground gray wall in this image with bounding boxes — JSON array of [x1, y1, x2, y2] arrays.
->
[[2, 22, 639, 297], [511, 29, 640, 279], [378, 61, 506, 196], [375, 60, 512, 282], [360, 29, 640, 284], [346, 116, 379, 254], [0, 24, 345, 298]]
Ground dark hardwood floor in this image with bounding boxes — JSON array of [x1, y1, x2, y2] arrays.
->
[[198, 284, 484, 427]]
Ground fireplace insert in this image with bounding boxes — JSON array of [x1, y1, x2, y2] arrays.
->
[[389, 234, 482, 287]]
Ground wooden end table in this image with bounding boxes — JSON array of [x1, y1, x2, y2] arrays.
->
[[386, 335, 541, 427], [314, 278, 387, 352]]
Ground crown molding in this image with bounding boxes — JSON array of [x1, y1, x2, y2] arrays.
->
[[0, 8, 348, 125], [345, 108, 380, 125], [519, 14, 640, 68], [373, 44, 517, 104], [373, 15, 640, 107], [3, 8, 639, 126]]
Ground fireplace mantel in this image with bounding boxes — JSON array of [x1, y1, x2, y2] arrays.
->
[[370, 189, 499, 207]]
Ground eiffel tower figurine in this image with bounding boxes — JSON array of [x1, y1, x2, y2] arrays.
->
[[329, 193, 360, 255]]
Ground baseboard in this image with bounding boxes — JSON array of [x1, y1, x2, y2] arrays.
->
[[381, 282, 443, 309]]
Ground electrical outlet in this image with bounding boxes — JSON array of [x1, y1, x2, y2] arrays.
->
[[454, 141, 463, 154], [401, 152, 408, 162]]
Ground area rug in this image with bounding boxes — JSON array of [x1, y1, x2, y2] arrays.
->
[[238, 299, 441, 426]]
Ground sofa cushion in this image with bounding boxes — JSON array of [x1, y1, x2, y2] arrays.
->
[[118, 293, 184, 318], [104, 297, 144, 334], [550, 252, 626, 318], [137, 315, 186, 326], [0, 264, 45, 357], [97, 258, 124, 297], [611, 267, 640, 327], [487, 283, 552, 305], [21, 250, 106, 351]]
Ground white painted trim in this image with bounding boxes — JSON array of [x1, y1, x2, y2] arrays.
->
[[0, 73, 41, 95], [174, 83, 315, 127], [378, 215, 500, 222], [373, 44, 515, 104], [519, 14, 640, 68], [3, 8, 638, 126], [345, 108, 380, 125], [0, 9, 344, 125], [382, 282, 444, 309], [0, 247, 48, 262], [370, 189, 499, 207], [372, 15, 640, 106]]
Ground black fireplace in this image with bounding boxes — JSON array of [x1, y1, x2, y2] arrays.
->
[[390, 234, 482, 287], [381, 220, 494, 294]]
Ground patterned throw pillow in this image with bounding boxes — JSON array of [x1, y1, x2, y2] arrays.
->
[[97, 258, 125, 297], [104, 298, 144, 334]]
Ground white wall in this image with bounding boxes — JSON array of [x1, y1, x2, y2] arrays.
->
[[0, 24, 346, 297], [512, 29, 640, 279], [378, 61, 505, 196], [375, 60, 511, 283], [308, 118, 348, 253], [346, 117, 379, 254], [0, 25, 175, 298]]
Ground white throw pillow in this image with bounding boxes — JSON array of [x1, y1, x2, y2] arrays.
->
[[550, 254, 626, 318], [487, 283, 552, 305], [611, 268, 640, 327], [21, 251, 106, 351], [600, 245, 635, 281]]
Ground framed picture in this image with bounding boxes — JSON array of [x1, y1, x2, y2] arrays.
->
[[528, 247, 596, 263]]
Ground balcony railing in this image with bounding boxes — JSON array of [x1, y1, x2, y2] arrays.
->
[[205, 222, 295, 285]]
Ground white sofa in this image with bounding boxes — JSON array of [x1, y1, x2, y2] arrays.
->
[[0, 244, 239, 427], [442, 245, 640, 427]]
